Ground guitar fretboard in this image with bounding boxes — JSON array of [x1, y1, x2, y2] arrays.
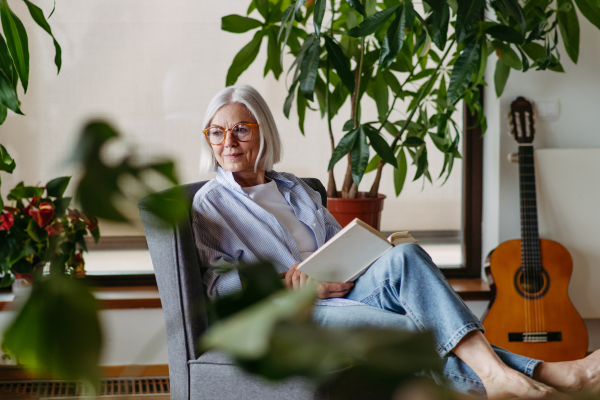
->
[[518, 145, 541, 270]]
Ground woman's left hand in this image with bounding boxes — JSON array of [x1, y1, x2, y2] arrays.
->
[[283, 264, 354, 299]]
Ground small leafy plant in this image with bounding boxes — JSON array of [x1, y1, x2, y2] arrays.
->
[[0, 176, 100, 287]]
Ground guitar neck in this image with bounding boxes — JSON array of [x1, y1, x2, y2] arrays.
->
[[518, 145, 541, 270]]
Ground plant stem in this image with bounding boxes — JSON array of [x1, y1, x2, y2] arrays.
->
[[343, 37, 365, 198], [367, 39, 456, 197], [326, 57, 338, 198]]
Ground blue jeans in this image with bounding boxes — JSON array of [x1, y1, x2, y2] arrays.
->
[[311, 243, 541, 398]]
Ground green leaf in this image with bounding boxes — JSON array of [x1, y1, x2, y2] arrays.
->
[[221, 14, 263, 33], [297, 85, 307, 135], [431, 3, 450, 50], [347, 5, 400, 37], [423, 0, 444, 14], [26, 219, 44, 242], [456, 0, 485, 43], [574, 0, 600, 30], [413, 148, 428, 181], [364, 125, 397, 167], [8, 183, 43, 200], [265, 27, 283, 79], [3, 275, 102, 385], [447, 39, 480, 104], [500, 0, 527, 33], [0, 103, 6, 124], [492, 40, 522, 69], [299, 37, 321, 101], [225, 30, 264, 86], [403, 136, 426, 147], [372, 72, 388, 121], [141, 190, 188, 223], [255, 0, 269, 19], [202, 287, 316, 359], [0, 143, 15, 172], [486, 24, 525, 44], [324, 36, 355, 93], [0, 33, 15, 83], [394, 147, 407, 196], [283, 78, 299, 118], [327, 128, 358, 171], [557, 0, 580, 64], [313, 0, 326, 37], [379, 5, 405, 69], [53, 196, 71, 216], [46, 176, 71, 198], [494, 58, 511, 97], [0, 272, 15, 288], [365, 154, 382, 173], [351, 127, 370, 187], [382, 70, 401, 95], [522, 42, 564, 72], [91, 227, 100, 244], [474, 38, 488, 84], [346, 0, 367, 17], [23, 0, 61, 73], [0, 0, 29, 92], [0, 69, 22, 114], [343, 119, 355, 131]]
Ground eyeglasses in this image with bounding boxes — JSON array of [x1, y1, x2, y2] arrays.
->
[[202, 123, 258, 145]]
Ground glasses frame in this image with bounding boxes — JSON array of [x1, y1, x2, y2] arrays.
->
[[202, 123, 259, 145]]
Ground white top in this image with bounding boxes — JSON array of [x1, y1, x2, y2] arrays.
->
[[242, 180, 318, 260]]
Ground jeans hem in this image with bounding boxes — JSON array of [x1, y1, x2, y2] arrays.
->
[[523, 358, 543, 377], [438, 322, 485, 357]]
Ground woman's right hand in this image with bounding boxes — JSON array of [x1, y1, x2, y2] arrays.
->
[[283, 263, 354, 299]]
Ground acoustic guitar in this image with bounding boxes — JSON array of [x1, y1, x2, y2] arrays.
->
[[481, 97, 588, 362]]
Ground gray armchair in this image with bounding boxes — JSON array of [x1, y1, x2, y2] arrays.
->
[[138, 178, 328, 400]]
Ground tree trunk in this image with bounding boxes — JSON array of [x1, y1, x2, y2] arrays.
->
[[368, 159, 385, 198], [327, 169, 337, 198], [341, 154, 354, 198]]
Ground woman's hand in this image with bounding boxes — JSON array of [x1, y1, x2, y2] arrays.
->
[[283, 263, 354, 299]]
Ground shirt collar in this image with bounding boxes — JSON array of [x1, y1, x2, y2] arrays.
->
[[216, 167, 295, 194]]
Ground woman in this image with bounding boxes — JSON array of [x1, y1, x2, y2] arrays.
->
[[192, 85, 600, 399]]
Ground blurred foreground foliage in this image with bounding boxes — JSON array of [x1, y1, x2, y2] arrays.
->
[[202, 262, 449, 400], [73, 121, 188, 224], [2, 274, 102, 388]]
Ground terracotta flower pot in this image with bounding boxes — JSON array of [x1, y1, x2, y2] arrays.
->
[[327, 192, 386, 230]]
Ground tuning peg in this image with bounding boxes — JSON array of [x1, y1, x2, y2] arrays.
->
[[507, 111, 515, 138], [508, 152, 519, 163]]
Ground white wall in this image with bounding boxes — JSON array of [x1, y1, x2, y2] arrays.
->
[[482, 8, 600, 318]]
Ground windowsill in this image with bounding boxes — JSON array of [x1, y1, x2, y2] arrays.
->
[[0, 280, 490, 311]]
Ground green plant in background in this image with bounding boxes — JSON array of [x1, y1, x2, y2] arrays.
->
[[222, 0, 600, 199], [0, 176, 100, 288]]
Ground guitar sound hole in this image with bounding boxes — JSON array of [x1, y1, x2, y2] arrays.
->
[[513, 267, 550, 299]]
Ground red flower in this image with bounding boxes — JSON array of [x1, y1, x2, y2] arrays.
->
[[0, 212, 14, 230], [29, 202, 54, 227], [81, 214, 98, 231], [45, 221, 63, 237]]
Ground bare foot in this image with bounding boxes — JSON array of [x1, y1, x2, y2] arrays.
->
[[535, 349, 600, 394], [480, 365, 557, 399]]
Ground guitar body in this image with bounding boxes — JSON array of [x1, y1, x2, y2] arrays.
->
[[483, 238, 588, 362]]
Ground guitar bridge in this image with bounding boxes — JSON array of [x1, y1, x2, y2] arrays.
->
[[508, 332, 562, 342]]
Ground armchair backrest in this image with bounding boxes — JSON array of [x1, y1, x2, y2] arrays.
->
[[138, 177, 327, 367]]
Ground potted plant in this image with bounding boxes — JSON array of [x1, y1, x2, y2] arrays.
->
[[0, 174, 100, 291], [220, 0, 598, 228]]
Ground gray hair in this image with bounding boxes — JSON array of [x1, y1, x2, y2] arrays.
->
[[199, 85, 283, 173]]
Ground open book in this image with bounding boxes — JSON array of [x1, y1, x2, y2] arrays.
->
[[297, 218, 417, 283]]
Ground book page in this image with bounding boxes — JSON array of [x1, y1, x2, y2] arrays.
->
[[297, 219, 392, 282]]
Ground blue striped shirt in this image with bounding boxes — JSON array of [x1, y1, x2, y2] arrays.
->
[[191, 167, 365, 307]]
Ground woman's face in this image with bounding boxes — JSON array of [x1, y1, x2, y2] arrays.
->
[[209, 103, 262, 183]]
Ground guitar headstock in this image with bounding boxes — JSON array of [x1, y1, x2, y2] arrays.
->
[[509, 96, 535, 145]]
